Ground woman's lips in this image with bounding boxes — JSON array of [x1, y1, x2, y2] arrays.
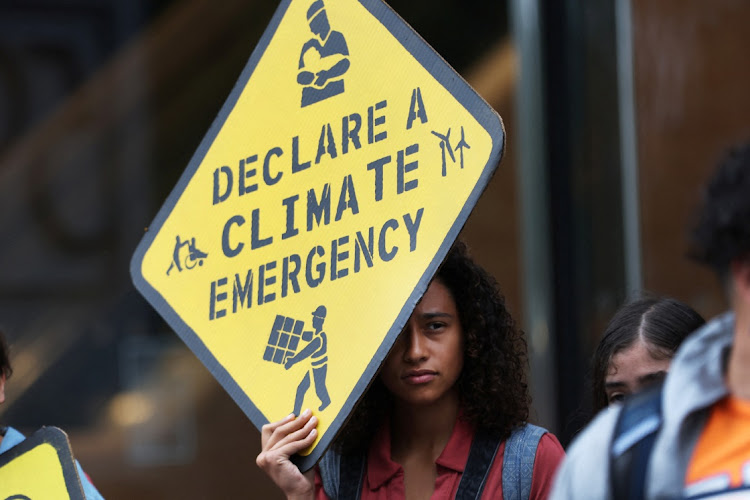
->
[[403, 370, 437, 385]]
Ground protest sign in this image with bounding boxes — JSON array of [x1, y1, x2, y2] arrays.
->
[[131, 0, 504, 469], [0, 427, 85, 500]]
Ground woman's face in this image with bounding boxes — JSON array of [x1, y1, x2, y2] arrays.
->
[[605, 339, 670, 405], [379, 278, 464, 408]]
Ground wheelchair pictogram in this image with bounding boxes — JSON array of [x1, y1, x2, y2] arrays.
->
[[166, 235, 208, 275]]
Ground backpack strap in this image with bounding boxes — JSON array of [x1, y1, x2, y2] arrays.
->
[[318, 447, 365, 500], [319, 448, 341, 499], [456, 429, 504, 500], [501, 424, 547, 500], [610, 383, 664, 500], [456, 423, 546, 500], [339, 452, 366, 500]]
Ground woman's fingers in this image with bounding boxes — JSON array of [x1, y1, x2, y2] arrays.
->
[[261, 412, 296, 446], [272, 425, 318, 460], [270, 416, 318, 454], [261, 409, 317, 451], [256, 409, 319, 499]]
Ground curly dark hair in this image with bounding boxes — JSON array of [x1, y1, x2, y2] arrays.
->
[[335, 240, 530, 453], [689, 141, 750, 283], [0, 328, 12, 381], [591, 295, 705, 412]]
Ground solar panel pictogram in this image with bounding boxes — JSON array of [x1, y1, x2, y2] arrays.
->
[[263, 314, 306, 365]]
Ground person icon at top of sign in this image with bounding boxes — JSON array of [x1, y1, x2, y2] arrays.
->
[[285, 305, 331, 415], [297, 0, 350, 107]]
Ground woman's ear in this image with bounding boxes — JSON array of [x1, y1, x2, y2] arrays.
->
[[0, 374, 5, 404]]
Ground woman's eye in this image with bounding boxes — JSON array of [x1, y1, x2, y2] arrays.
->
[[426, 322, 445, 331], [608, 393, 625, 404]]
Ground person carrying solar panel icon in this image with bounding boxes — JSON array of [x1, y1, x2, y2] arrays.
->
[[286, 305, 331, 415]]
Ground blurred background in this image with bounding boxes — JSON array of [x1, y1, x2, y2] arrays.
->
[[0, 0, 748, 497]]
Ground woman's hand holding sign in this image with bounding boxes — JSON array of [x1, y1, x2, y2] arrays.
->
[[256, 410, 318, 500]]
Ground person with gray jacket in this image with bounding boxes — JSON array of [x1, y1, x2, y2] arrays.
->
[[550, 141, 750, 499]]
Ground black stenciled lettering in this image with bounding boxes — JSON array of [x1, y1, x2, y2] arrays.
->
[[403, 208, 424, 251], [367, 155, 391, 202], [306, 245, 326, 287], [263, 147, 283, 185], [239, 155, 258, 196], [282, 254, 302, 297], [354, 227, 374, 272], [368, 100, 388, 144], [207, 213, 429, 318], [406, 87, 428, 130], [213, 166, 233, 205], [378, 218, 399, 261], [251, 208, 273, 249], [222, 215, 245, 257], [258, 261, 277, 305], [335, 174, 359, 221], [342, 113, 362, 154], [212, 98, 409, 207], [397, 144, 419, 194], [209, 277, 228, 320], [292, 135, 312, 173], [331, 235, 350, 281], [233, 270, 253, 312], [307, 184, 331, 230], [282, 194, 300, 240], [316, 123, 338, 164]]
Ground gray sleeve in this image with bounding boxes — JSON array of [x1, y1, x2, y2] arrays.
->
[[549, 405, 622, 500]]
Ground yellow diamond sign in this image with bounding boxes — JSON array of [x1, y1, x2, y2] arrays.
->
[[131, 0, 504, 469], [0, 427, 86, 500]]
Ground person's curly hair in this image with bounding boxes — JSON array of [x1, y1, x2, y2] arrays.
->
[[689, 141, 750, 283], [335, 240, 530, 454]]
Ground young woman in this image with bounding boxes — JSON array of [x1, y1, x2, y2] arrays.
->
[[591, 295, 706, 412], [257, 241, 564, 499]]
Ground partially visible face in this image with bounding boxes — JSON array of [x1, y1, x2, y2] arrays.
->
[[379, 279, 464, 408], [605, 339, 671, 405]]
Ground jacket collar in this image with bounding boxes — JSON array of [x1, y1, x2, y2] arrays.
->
[[663, 311, 734, 426], [366, 413, 474, 490]]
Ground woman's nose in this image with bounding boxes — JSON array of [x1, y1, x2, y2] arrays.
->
[[403, 326, 427, 363]]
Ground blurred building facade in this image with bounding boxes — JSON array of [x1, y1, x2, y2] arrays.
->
[[0, 0, 748, 497]]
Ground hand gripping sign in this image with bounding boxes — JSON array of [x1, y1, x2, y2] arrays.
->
[[130, 0, 505, 470], [0, 427, 86, 500]]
